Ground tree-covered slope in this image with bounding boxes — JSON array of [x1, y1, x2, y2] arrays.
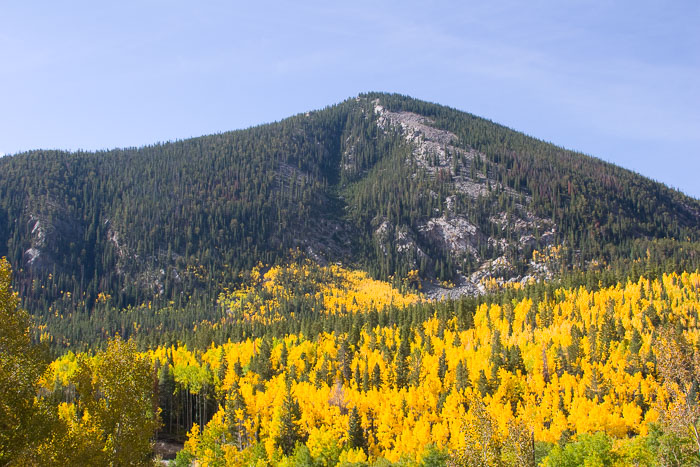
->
[[43, 270, 700, 466], [1, 92, 698, 325]]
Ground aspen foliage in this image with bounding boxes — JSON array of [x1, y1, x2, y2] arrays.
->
[[218, 258, 421, 325], [86, 271, 699, 465], [37, 270, 700, 464]]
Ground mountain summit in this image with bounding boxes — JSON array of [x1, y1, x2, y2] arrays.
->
[[1, 92, 698, 318]]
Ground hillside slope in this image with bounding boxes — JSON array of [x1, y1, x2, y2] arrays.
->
[[1, 92, 698, 322]]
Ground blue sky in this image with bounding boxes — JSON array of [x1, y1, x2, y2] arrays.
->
[[2, 1, 699, 198]]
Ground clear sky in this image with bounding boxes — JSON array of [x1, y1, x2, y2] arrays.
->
[[2, 1, 699, 198]]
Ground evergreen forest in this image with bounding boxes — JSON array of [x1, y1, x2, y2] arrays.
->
[[2, 93, 700, 465]]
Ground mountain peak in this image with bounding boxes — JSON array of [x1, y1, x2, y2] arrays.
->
[[1, 93, 698, 341]]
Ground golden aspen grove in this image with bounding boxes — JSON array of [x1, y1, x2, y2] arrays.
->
[[34, 258, 700, 465]]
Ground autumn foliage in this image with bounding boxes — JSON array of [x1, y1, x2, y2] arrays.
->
[[6, 255, 700, 465], [62, 269, 697, 464]]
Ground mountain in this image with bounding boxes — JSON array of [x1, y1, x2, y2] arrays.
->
[[1, 93, 699, 343]]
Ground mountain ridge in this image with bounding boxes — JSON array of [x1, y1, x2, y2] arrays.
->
[[1, 92, 699, 347]]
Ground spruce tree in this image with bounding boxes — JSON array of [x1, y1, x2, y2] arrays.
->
[[477, 369, 490, 397], [279, 343, 288, 370], [437, 349, 447, 384], [455, 360, 470, 391], [395, 332, 410, 389], [371, 363, 382, 390], [275, 381, 306, 455], [347, 407, 366, 451], [362, 362, 371, 392], [251, 338, 273, 380]]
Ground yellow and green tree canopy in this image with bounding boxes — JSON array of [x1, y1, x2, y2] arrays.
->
[[54, 270, 694, 465]]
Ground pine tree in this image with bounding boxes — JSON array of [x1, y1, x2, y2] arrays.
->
[[354, 365, 362, 389], [340, 340, 353, 383], [395, 332, 410, 389], [347, 407, 366, 451], [362, 362, 371, 392], [453, 331, 462, 348], [279, 342, 288, 370], [455, 360, 470, 391], [585, 368, 608, 402], [275, 381, 306, 455], [438, 349, 447, 384], [490, 362, 501, 393], [233, 360, 243, 378], [288, 363, 298, 382], [251, 338, 273, 380], [315, 357, 330, 388], [477, 369, 490, 397], [371, 363, 382, 389], [629, 328, 643, 355], [218, 353, 228, 385], [506, 345, 526, 375], [490, 329, 504, 368]]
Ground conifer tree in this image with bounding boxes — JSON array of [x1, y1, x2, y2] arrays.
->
[[395, 331, 410, 389], [279, 342, 288, 370], [362, 363, 371, 392], [217, 354, 228, 397], [477, 370, 490, 397], [347, 407, 366, 452], [354, 365, 362, 389], [251, 338, 273, 380], [275, 381, 306, 455], [455, 360, 470, 391], [438, 349, 448, 384], [371, 363, 382, 389], [340, 340, 353, 383]]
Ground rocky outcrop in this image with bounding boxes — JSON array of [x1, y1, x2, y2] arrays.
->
[[372, 100, 559, 294], [23, 204, 83, 274]]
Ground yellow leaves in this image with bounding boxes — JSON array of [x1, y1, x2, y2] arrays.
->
[[219, 259, 421, 324], [621, 402, 643, 431], [339, 447, 367, 464], [404, 268, 421, 289], [43, 351, 78, 388], [183, 423, 201, 457], [46, 270, 700, 464], [306, 427, 340, 459], [57, 401, 76, 424], [95, 292, 111, 304]]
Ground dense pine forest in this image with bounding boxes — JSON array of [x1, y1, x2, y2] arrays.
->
[[2, 93, 700, 465], [1, 93, 698, 351]]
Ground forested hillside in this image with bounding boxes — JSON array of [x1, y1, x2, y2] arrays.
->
[[1, 93, 699, 350], [6, 253, 700, 465]]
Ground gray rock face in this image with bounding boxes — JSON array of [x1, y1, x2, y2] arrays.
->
[[23, 204, 83, 274], [418, 216, 481, 260], [371, 100, 559, 296]]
